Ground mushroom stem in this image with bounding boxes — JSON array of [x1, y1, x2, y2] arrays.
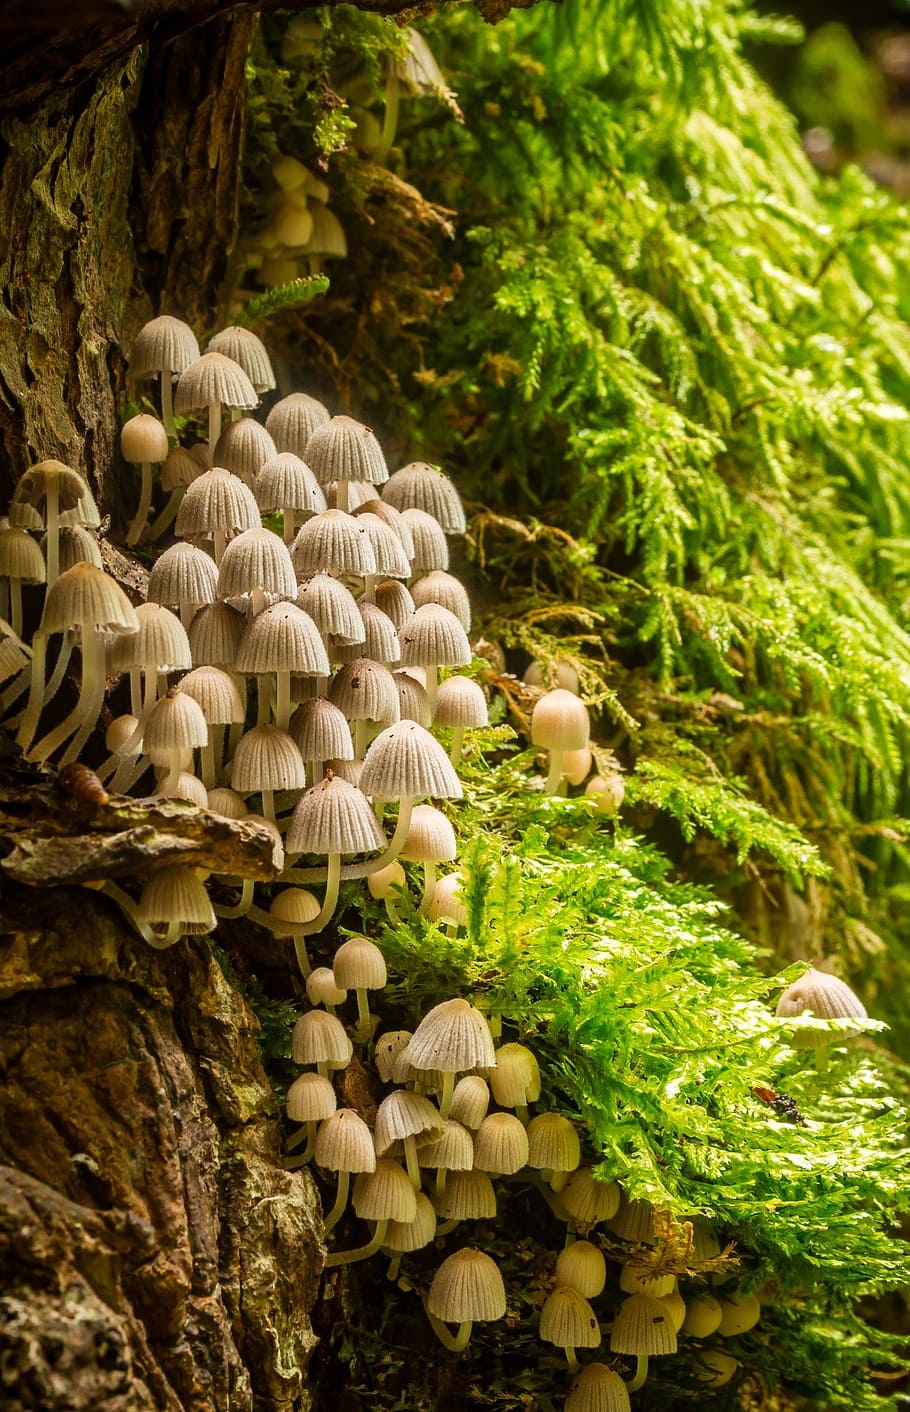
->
[[325, 1220, 389, 1267], [281, 507, 295, 545], [15, 633, 48, 753], [9, 579, 22, 638], [29, 627, 105, 765], [199, 740, 218, 789], [419, 861, 438, 916], [335, 480, 350, 514], [626, 1355, 649, 1392], [544, 749, 566, 796], [257, 678, 271, 726], [354, 717, 369, 759], [322, 1169, 351, 1235], [376, 65, 400, 160], [425, 666, 438, 716], [354, 987, 373, 1043], [275, 671, 291, 733], [385, 1253, 402, 1282], [294, 936, 312, 978], [208, 400, 222, 457], [160, 370, 176, 440], [144, 487, 184, 543], [425, 1311, 472, 1353], [403, 1136, 422, 1191], [435, 1168, 447, 1200], [565, 1348, 580, 1375], [99, 880, 158, 946], [213, 878, 255, 920], [280, 797, 415, 887], [42, 631, 74, 707], [438, 1069, 456, 1122], [127, 463, 154, 545], [815, 1046, 830, 1074], [449, 725, 465, 768], [45, 481, 60, 588], [213, 529, 227, 566], [286, 1119, 318, 1162]]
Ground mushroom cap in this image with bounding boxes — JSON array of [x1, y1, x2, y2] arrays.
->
[[355, 512, 411, 578], [265, 392, 331, 457], [555, 1241, 607, 1300], [290, 698, 354, 763], [174, 351, 258, 414], [148, 542, 218, 610], [488, 1043, 541, 1108], [374, 1030, 413, 1083], [433, 676, 488, 729], [360, 721, 463, 800], [426, 1248, 505, 1324], [208, 326, 276, 393], [218, 528, 298, 601], [374, 578, 416, 630], [59, 481, 102, 530], [297, 573, 364, 642], [333, 935, 387, 992], [427, 872, 467, 927], [693, 1350, 739, 1386], [291, 508, 377, 577], [7, 501, 43, 531], [131, 314, 199, 376], [48, 524, 103, 572], [213, 418, 278, 483], [400, 507, 449, 575], [618, 1264, 675, 1298], [403, 998, 495, 1075], [329, 658, 400, 726], [293, 1011, 354, 1069], [161, 447, 204, 492], [206, 786, 248, 819], [178, 665, 246, 724], [231, 725, 306, 793], [433, 1168, 496, 1220], [236, 602, 330, 677], [776, 967, 867, 1026], [352, 498, 415, 559], [138, 864, 215, 935], [565, 1363, 631, 1412], [382, 1191, 437, 1253], [531, 688, 590, 752], [175, 467, 261, 538], [716, 1290, 761, 1336], [400, 803, 457, 864], [270, 887, 322, 930], [0, 621, 31, 681], [121, 413, 169, 464], [41, 562, 139, 635], [160, 771, 209, 808], [108, 602, 191, 674], [383, 462, 466, 534], [286, 773, 385, 855], [526, 1112, 581, 1173], [392, 669, 433, 728], [416, 1119, 474, 1172], [255, 452, 326, 518], [0, 527, 46, 584], [399, 603, 471, 670], [16, 460, 87, 513], [333, 602, 400, 667], [303, 202, 348, 259], [472, 1112, 529, 1175], [353, 1158, 418, 1223], [313, 1107, 375, 1173], [304, 414, 388, 489], [410, 571, 471, 631], [187, 601, 246, 668], [306, 966, 348, 1009], [539, 1286, 602, 1351], [609, 1294, 677, 1356], [143, 690, 209, 758], [562, 1169, 621, 1226], [681, 1293, 723, 1339], [448, 1075, 490, 1130], [374, 1089, 445, 1154], [607, 1196, 657, 1245], [286, 1071, 337, 1123]]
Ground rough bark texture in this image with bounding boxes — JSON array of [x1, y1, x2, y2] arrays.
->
[[0, 881, 323, 1411]]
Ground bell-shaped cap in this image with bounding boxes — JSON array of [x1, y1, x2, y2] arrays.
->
[[555, 1241, 607, 1300], [304, 202, 348, 259], [313, 1108, 374, 1172], [562, 1168, 621, 1226], [231, 725, 306, 792], [41, 562, 138, 635], [488, 1043, 541, 1108], [352, 498, 415, 560], [531, 688, 590, 752], [434, 676, 487, 729], [178, 665, 245, 724], [472, 1112, 529, 1175], [266, 391, 331, 456], [161, 446, 204, 492], [329, 658, 400, 725], [374, 1030, 413, 1083], [609, 1294, 677, 1356], [400, 507, 449, 575], [287, 1071, 337, 1124], [236, 602, 329, 678], [608, 1195, 658, 1243], [208, 326, 276, 392], [175, 467, 261, 538], [360, 721, 463, 800], [131, 314, 199, 376], [143, 690, 208, 759], [403, 998, 495, 1075], [16, 461, 88, 515], [109, 602, 190, 674], [286, 773, 385, 855], [297, 573, 364, 642], [270, 887, 321, 933], [416, 1119, 474, 1172], [149, 542, 218, 610], [305, 414, 388, 489], [291, 508, 377, 577], [213, 418, 278, 484], [400, 804, 456, 863], [188, 600, 245, 668], [333, 935, 387, 992], [255, 452, 326, 518], [374, 578, 416, 630], [448, 1075, 490, 1130], [393, 670, 432, 728], [565, 1363, 631, 1412], [121, 413, 169, 464], [0, 527, 46, 584], [426, 1248, 505, 1324], [218, 522, 300, 603], [138, 864, 216, 935], [526, 1112, 581, 1174], [174, 351, 258, 414], [290, 698, 354, 763], [540, 1286, 602, 1351], [399, 603, 471, 670], [374, 1089, 444, 1154], [383, 1191, 437, 1253], [383, 461, 466, 534], [776, 966, 866, 1030], [333, 602, 399, 667], [206, 786, 248, 819], [51, 525, 103, 573], [160, 772, 208, 807], [356, 512, 411, 578], [293, 1011, 354, 1069], [433, 1169, 497, 1221], [411, 570, 471, 631], [307, 967, 347, 1009], [353, 1158, 417, 1223]]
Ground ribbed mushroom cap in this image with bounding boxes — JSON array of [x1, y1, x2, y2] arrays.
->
[[716, 1290, 761, 1335], [374, 579, 416, 630], [304, 202, 348, 259], [290, 698, 354, 762], [286, 773, 385, 855], [206, 786, 248, 819], [562, 1169, 621, 1226], [488, 1043, 541, 1107], [270, 887, 321, 932], [188, 601, 246, 668], [121, 413, 169, 463], [353, 1158, 418, 1223], [143, 690, 208, 759], [610, 1294, 677, 1356], [565, 1363, 631, 1412], [297, 573, 364, 642], [400, 804, 457, 863], [307, 967, 348, 1009], [175, 467, 261, 539], [15, 460, 87, 514], [409, 571, 471, 631], [618, 1264, 675, 1299], [383, 462, 466, 534], [159, 447, 202, 494], [360, 721, 463, 800], [404, 998, 495, 1075], [138, 864, 216, 934], [399, 603, 471, 672], [393, 670, 433, 728], [59, 482, 102, 530], [236, 602, 330, 677], [433, 1168, 497, 1221], [293, 1011, 354, 1068], [400, 507, 449, 575], [607, 1196, 657, 1243], [355, 513, 411, 578], [7, 501, 43, 531], [174, 351, 258, 415], [178, 665, 245, 724], [291, 508, 378, 577], [334, 602, 400, 666], [526, 1112, 581, 1174], [329, 659, 400, 725], [313, 1107, 375, 1172], [416, 1119, 474, 1172], [555, 1241, 607, 1299], [426, 1248, 505, 1324], [213, 418, 278, 483], [161, 771, 209, 807], [217, 527, 297, 601], [374, 1030, 413, 1083], [41, 563, 139, 635], [231, 725, 306, 793], [383, 1191, 437, 1253], [531, 689, 590, 752], [304, 414, 388, 489], [539, 1287, 602, 1352], [352, 498, 415, 558], [255, 452, 326, 518], [473, 1112, 529, 1175], [266, 392, 331, 457], [325, 756, 363, 786], [434, 676, 488, 729], [0, 621, 30, 680], [109, 602, 190, 674], [0, 527, 46, 584], [50, 525, 103, 572], [131, 314, 199, 376], [287, 1071, 337, 1123], [448, 1075, 490, 1130], [374, 1090, 445, 1154], [208, 327, 276, 392], [776, 968, 867, 1028], [148, 542, 218, 610], [333, 935, 387, 992]]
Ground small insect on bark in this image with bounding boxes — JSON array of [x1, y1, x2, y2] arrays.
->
[[55, 762, 110, 806], [751, 1085, 806, 1125]]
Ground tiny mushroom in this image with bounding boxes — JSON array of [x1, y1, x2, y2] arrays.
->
[[539, 1285, 602, 1373], [424, 1247, 506, 1352]]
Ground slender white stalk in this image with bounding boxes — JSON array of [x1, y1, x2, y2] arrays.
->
[[45, 483, 59, 588], [16, 633, 48, 753], [126, 463, 153, 545], [144, 487, 183, 543], [29, 627, 103, 763], [160, 370, 176, 440], [208, 400, 222, 457]]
